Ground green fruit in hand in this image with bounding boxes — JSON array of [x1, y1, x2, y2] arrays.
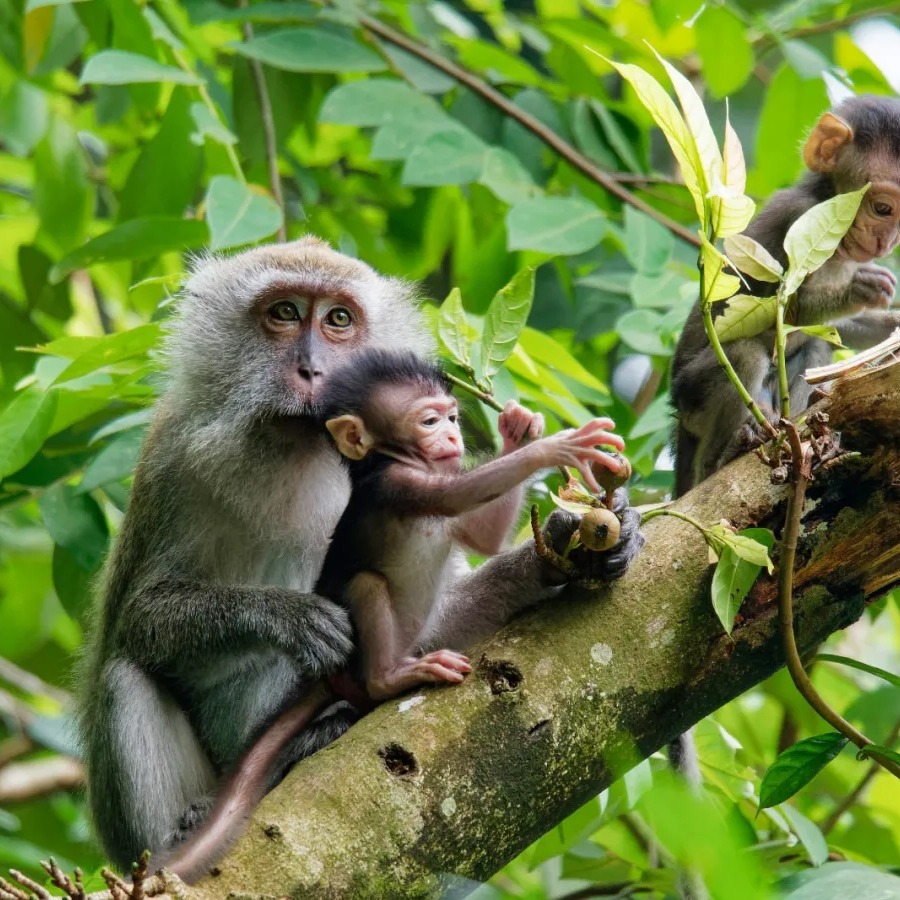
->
[[578, 507, 621, 552]]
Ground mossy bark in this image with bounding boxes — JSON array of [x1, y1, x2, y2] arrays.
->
[[188, 364, 900, 900]]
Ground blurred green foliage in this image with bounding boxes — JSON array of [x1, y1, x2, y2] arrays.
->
[[0, 0, 899, 896]]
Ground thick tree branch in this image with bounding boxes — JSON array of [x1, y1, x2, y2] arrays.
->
[[359, 15, 701, 248], [178, 361, 900, 899]]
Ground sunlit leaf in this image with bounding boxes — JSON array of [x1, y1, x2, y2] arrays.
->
[[724, 234, 784, 283], [480, 268, 535, 382], [711, 528, 774, 635], [782, 805, 829, 868], [784, 324, 844, 347], [722, 103, 747, 194], [759, 733, 848, 809], [205, 176, 283, 250], [80, 50, 201, 85], [518, 328, 608, 394], [783, 185, 870, 296], [714, 295, 777, 341], [0, 387, 58, 480], [706, 524, 774, 571], [817, 654, 900, 688], [710, 191, 756, 240], [506, 196, 606, 255], [51, 324, 163, 385], [701, 237, 741, 303], [437, 288, 473, 369]]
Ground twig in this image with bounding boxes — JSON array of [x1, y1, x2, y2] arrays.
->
[[821, 714, 900, 834], [754, 3, 900, 54], [0, 736, 33, 769], [239, 0, 286, 240], [0, 657, 72, 706], [0, 756, 84, 803], [778, 420, 900, 779], [804, 329, 900, 384], [358, 14, 701, 248], [530, 504, 575, 575]]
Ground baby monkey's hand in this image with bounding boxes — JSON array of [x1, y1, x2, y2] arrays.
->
[[498, 399, 545, 454], [539, 418, 625, 493]]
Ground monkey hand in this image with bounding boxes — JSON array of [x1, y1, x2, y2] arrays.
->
[[850, 263, 896, 309], [498, 399, 544, 453], [293, 596, 356, 677], [541, 489, 644, 585], [539, 418, 625, 493]]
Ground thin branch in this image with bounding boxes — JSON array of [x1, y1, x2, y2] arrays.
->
[[239, 0, 286, 241], [778, 420, 900, 780], [805, 329, 900, 384], [0, 736, 33, 769], [821, 713, 900, 834], [0, 656, 72, 706], [754, 3, 900, 54], [0, 756, 83, 803], [359, 15, 701, 248]]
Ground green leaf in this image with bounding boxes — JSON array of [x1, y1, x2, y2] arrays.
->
[[623, 206, 673, 276], [694, 7, 754, 98], [759, 733, 848, 809], [232, 27, 386, 73], [711, 528, 774, 636], [714, 295, 777, 342], [782, 805, 829, 868], [723, 234, 784, 283], [0, 388, 58, 480], [816, 654, 900, 688], [52, 543, 96, 622], [629, 270, 689, 310], [437, 288, 473, 369], [51, 324, 162, 385], [39, 483, 108, 571], [604, 56, 706, 223], [50, 218, 209, 281], [401, 130, 488, 187], [549, 492, 594, 515], [205, 176, 284, 250], [506, 196, 606, 255], [706, 524, 774, 571], [480, 268, 536, 382], [190, 102, 237, 146], [616, 309, 669, 356], [780, 862, 900, 899], [80, 49, 201, 85], [784, 185, 870, 296], [79, 428, 146, 492], [518, 328, 608, 395], [862, 744, 900, 767], [784, 325, 844, 347], [0, 80, 48, 156], [479, 147, 538, 205], [701, 236, 741, 303], [318, 79, 440, 127]]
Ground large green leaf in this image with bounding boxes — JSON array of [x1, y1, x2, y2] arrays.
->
[[50, 324, 163, 385], [759, 733, 848, 809], [0, 387, 59, 480], [80, 49, 201, 84], [724, 234, 784, 283], [694, 7, 754, 98], [783, 185, 870, 296], [711, 528, 774, 636], [437, 288, 474, 369], [232, 28, 386, 73], [51, 218, 209, 281], [714, 295, 777, 342], [401, 130, 488, 187], [39, 483, 108, 571], [506, 197, 606, 255], [817, 654, 900, 688], [781, 806, 829, 868], [79, 428, 146, 492], [318, 79, 438, 126], [780, 862, 900, 899], [480, 268, 535, 382], [623, 206, 674, 276], [205, 176, 283, 250]]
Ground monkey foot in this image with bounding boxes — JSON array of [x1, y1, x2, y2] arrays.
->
[[368, 651, 472, 700]]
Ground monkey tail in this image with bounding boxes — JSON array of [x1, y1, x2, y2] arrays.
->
[[156, 682, 334, 884], [672, 422, 698, 500]]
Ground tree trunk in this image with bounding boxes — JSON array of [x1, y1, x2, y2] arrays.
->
[[190, 362, 900, 900]]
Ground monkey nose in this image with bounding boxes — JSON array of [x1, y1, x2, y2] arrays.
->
[[297, 365, 323, 381]]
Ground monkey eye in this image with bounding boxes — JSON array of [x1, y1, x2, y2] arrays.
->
[[325, 307, 352, 328], [422, 416, 439, 427], [269, 301, 301, 322], [448, 413, 458, 424], [874, 201, 893, 217]]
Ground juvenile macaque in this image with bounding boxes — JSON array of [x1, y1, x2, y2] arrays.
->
[[317, 349, 626, 700], [77, 236, 645, 882], [672, 94, 900, 496]]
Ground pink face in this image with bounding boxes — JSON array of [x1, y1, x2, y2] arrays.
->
[[407, 394, 463, 473], [840, 180, 900, 262]]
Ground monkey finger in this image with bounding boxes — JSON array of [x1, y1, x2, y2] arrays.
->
[[419, 649, 472, 672], [574, 461, 602, 494], [527, 412, 545, 440], [589, 450, 629, 473], [415, 662, 468, 683]]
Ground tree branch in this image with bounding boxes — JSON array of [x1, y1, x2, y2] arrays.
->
[[180, 361, 900, 899], [359, 15, 701, 248]]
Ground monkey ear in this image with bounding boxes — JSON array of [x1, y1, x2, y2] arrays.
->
[[803, 112, 854, 172], [326, 415, 374, 461]]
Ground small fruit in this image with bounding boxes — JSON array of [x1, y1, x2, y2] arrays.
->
[[578, 507, 621, 551], [591, 452, 632, 499]]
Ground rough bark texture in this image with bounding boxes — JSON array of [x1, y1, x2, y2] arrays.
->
[[189, 363, 900, 900]]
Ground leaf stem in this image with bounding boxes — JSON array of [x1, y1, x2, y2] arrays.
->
[[239, 0, 286, 240], [357, 13, 700, 248], [778, 420, 900, 780], [701, 304, 778, 438], [170, 47, 246, 184], [774, 288, 790, 419], [639, 507, 707, 534]]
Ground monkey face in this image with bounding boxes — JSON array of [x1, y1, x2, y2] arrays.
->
[[407, 394, 464, 472], [840, 181, 900, 262]]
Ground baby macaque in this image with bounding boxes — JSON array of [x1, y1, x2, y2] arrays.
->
[[317, 349, 625, 700]]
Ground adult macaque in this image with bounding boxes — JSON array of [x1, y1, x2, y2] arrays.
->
[[317, 349, 627, 700], [78, 237, 644, 881], [672, 94, 900, 496]]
